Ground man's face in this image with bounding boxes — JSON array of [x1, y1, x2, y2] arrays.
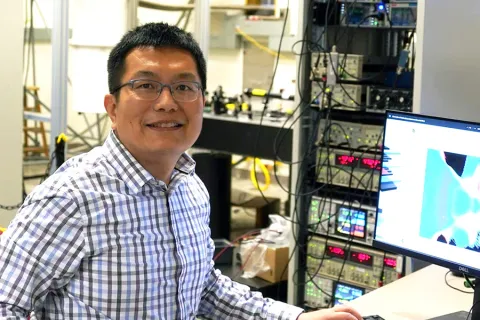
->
[[104, 47, 204, 161]]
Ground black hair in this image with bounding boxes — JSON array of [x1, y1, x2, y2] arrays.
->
[[107, 22, 206, 95]]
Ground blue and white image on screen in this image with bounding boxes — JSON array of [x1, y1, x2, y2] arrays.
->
[[334, 283, 364, 305], [337, 208, 366, 238], [420, 149, 480, 251]]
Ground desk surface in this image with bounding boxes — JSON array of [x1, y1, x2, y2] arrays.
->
[[348, 265, 473, 320], [202, 113, 294, 129], [195, 113, 293, 161]]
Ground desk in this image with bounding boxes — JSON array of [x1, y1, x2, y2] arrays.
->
[[194, 113, 293, 161], [192, 113, 295, 238], [348, 265, 473, 320]]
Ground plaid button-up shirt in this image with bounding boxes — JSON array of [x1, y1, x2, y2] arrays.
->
[[0, 131, 303, 319]]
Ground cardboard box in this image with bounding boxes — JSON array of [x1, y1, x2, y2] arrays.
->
[[256, 245, 289, 283]]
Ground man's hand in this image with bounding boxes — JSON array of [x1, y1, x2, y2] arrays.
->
[[297, 305, 363, 320]]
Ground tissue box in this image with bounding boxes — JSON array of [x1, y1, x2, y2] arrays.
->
[[256, 246, 289, 283]]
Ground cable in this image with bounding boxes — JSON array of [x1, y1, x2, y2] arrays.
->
[[465, 275, 476, 290], [294, 89, 382, 308], [23, 0, 33, 85], [213, 229, 261, 262], [278, 109, 340, 301], [467, 299, 480, 320], [0, 202, 23, 211], [30, 0, 37, 87], [272, 103, 354, 198], [444, 271, 474, 294], [276, 96, 326, 301], [378, 252, 387, 287], [249, 158, 271, 192], [236, 27, 291, 60], [251, 0, 290, 206], [313, 126, 374, 299]]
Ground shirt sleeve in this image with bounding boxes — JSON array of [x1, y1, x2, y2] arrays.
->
[[0, 190, 85, 318], [197, 239, 304, 320]]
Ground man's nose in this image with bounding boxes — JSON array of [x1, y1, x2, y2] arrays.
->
[[153, 86, 178, 112]]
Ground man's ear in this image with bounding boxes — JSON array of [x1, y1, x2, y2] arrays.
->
[[104, 94, 118, 130]]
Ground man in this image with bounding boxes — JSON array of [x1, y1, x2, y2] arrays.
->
[[0, 23, 362, 320]]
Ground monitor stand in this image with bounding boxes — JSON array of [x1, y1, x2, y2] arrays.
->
[[449, 269, 463, 278], [428, 278, 479, 320]]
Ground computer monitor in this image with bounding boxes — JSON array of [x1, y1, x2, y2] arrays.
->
[[374, 110, 480, 320]]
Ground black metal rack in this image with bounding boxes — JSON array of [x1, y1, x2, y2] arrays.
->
[[291, 0, 416, 308]]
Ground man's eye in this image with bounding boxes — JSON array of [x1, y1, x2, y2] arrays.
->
[[175, 84, 194, 91], [135, 82, 155, 90]]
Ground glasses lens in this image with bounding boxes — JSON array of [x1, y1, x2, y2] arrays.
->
[[131, 80, 160, 100], [171, 81, 200, 102]]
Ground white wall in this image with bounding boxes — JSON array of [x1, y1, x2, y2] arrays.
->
[[413, 0, 480, 122], [0, 1, 24, 226], [207, 48, 244, 96]]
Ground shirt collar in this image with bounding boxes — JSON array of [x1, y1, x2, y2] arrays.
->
[[103, 130, 196, 193]]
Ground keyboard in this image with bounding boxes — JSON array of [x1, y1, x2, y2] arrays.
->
[[363, 315, 385, 320]]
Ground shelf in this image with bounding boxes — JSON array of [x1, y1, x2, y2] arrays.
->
[[337, 24, 416, 30], [313, 183, 379, 206], [139, 1, 281, 12], [310, 107, 387, 125]]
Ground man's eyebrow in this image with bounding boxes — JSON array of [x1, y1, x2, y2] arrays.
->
[[173, 72, 198, 81], [131, 70, 200, 83], [132, 70, 157, 78]]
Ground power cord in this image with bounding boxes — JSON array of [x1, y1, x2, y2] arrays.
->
[[467, 300, 480, 320], [444, 271, 474, 294], [464, 274, 476, 291], [0, 202, 23, 211]]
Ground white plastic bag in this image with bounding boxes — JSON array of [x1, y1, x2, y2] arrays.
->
[[240, 214, 291, 278], [239, 241, 270, 279], [259, 214, 291, 246]]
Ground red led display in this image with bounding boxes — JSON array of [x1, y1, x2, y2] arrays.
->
[[335, 154, 359, 167], [350, 250, 373, 266], [384, 257, 397, 268], [327, 246, 346, 259], [360, 157, 382, 171]]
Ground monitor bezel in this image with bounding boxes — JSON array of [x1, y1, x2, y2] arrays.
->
[[373, 109, 480, 278]]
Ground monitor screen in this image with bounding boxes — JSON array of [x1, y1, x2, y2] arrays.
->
[[374, 111, 480, 278], [336, 207, 367, 239], [333, 282, 365, 306]]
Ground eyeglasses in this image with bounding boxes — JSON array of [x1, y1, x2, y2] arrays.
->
[[111, 79, 203, 102]]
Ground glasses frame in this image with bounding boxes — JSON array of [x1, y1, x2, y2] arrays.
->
[[111, 79, 203, 102]]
